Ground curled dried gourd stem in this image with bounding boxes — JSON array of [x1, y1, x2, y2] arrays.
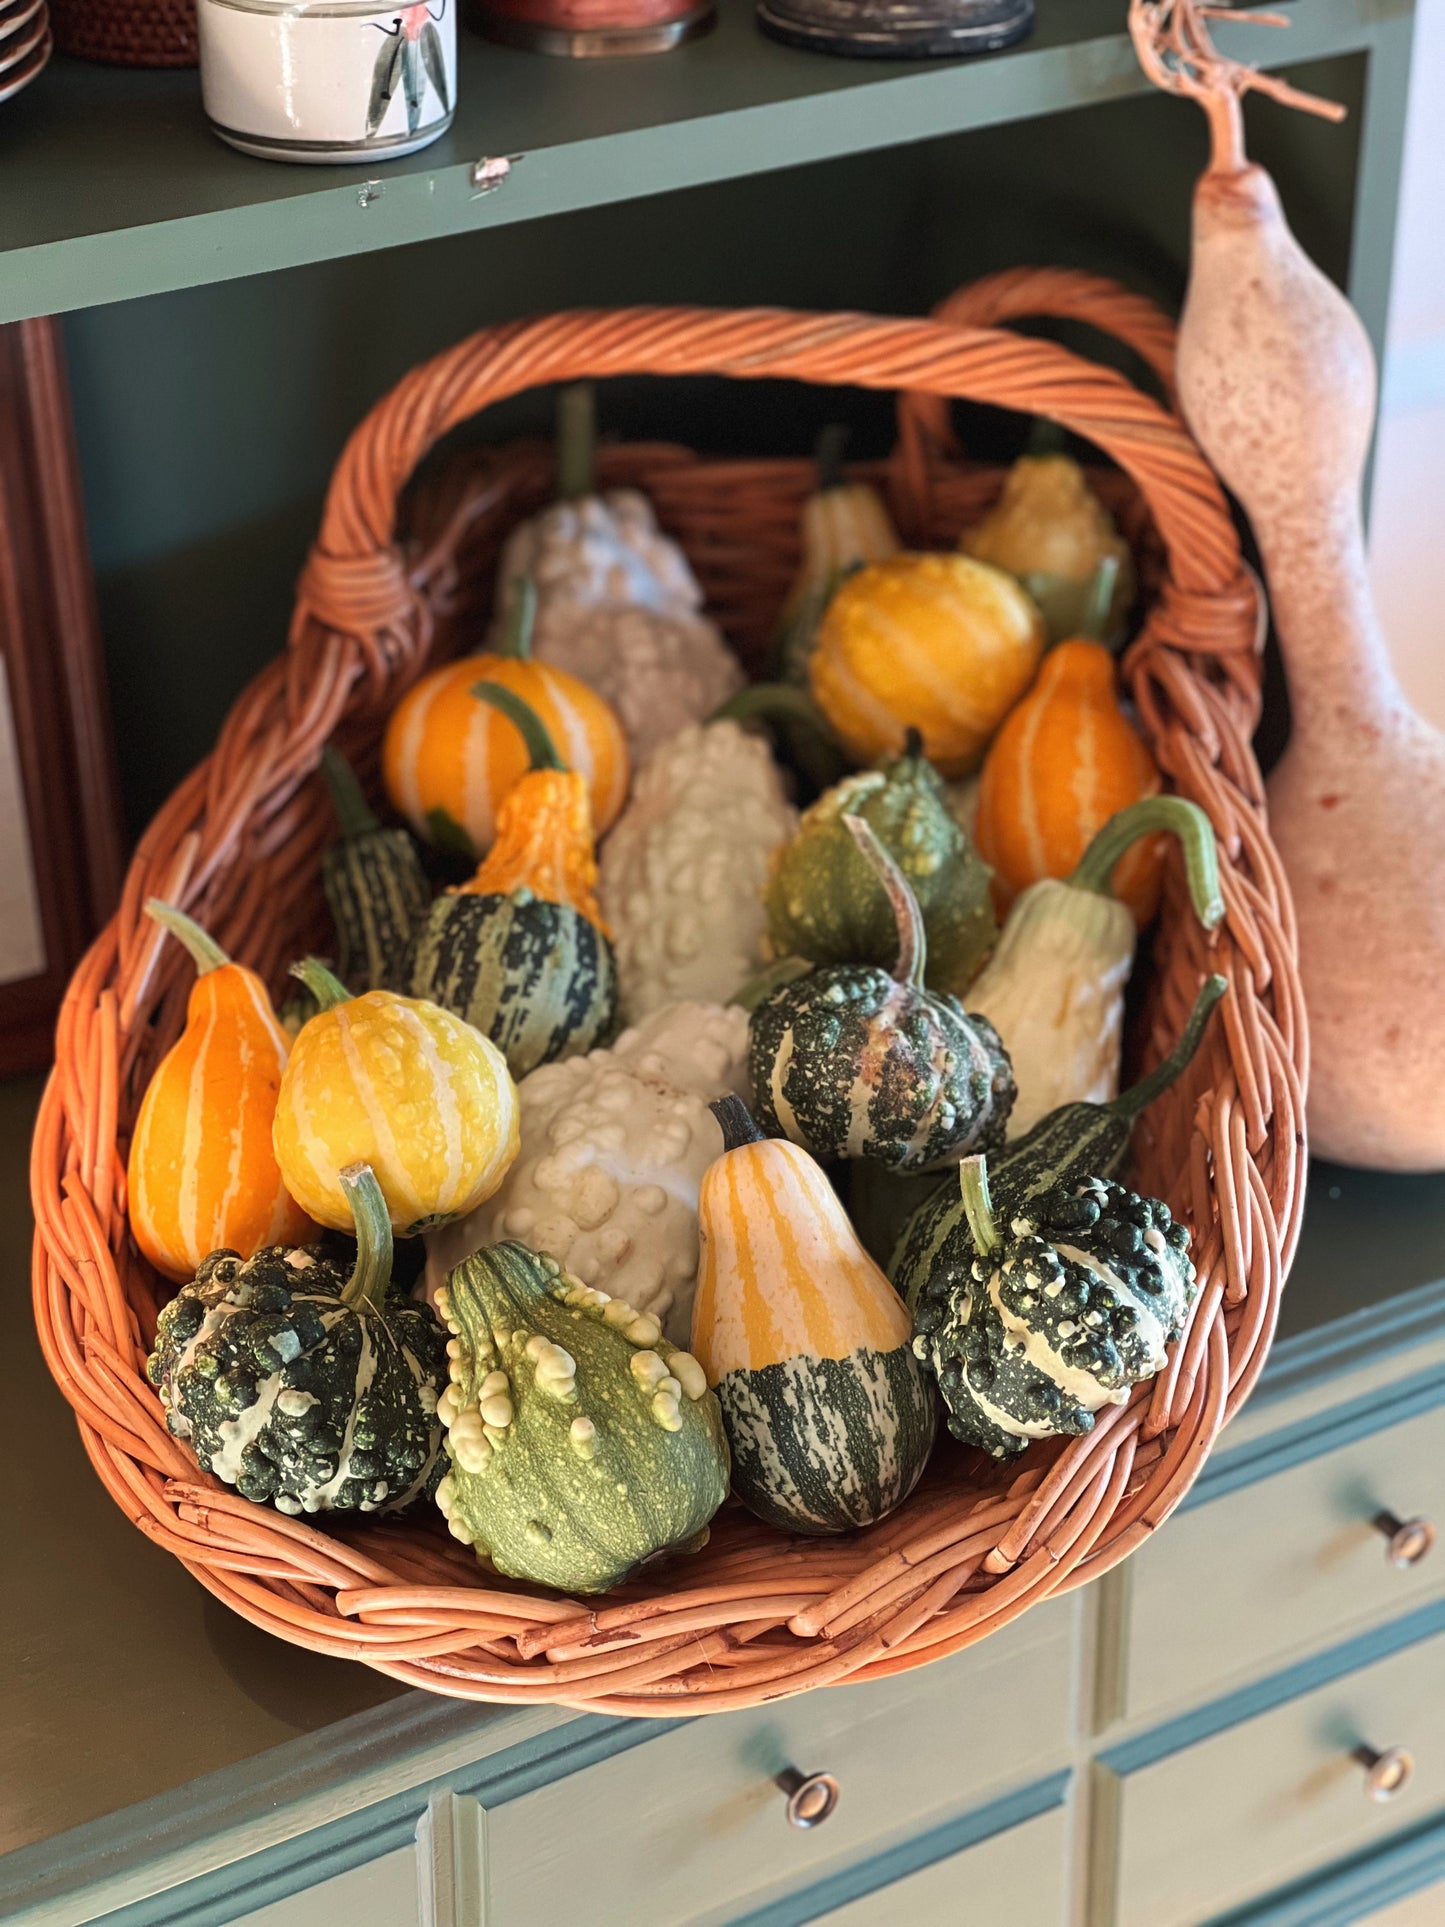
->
[[958, 1155, 1000, 1256], [1070, 795, 1224, 931], [291, 956, 351, 1011], [146, 899, 230, 976], [710, 1094, 768, 1153], [338, 1162, 394, 1315], [1110, 972, 1227, 1123], [841, 812, 927, 989], [1128, 0, 1346, 173]]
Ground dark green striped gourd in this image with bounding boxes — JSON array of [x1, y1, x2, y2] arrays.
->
[[390, 685, 618, 1080], [320, 746, 431, 991]]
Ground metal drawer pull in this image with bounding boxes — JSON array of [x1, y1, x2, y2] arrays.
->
[[1353, 1743, 1415, 1802], [776, 1767, 840, 1829], [1374, 1511, 1436, 1568]]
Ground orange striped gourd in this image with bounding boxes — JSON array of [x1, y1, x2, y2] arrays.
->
[[807, 552, 1044, 777], [381, 579, 629, 859], [273, 960, 520, 1236], [690, 1098, 934, 1534], [974, 578, 1163, 924], [127, 902, 312, 1284]]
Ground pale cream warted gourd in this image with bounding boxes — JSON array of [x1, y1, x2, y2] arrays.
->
[[966, 797, 1223, 1136], [599, 719, 797, 1023], [491, 385, 744, 766], [423, 1002, 749, 1347]]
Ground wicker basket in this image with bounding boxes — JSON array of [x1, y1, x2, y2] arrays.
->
[[49, 0, 196, 66], [32, 271, 1306, 1713]]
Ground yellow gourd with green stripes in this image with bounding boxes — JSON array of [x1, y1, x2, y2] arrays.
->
[[273, 961, 520, 1235]]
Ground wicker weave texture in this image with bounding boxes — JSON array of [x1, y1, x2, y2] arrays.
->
[[31, 274, 1306, 1712], [49, 0, 196, 66]]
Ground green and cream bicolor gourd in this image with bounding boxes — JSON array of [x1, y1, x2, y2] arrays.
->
[[912, 1152, 1196, 1459], [893, 973, 1226, 1312], [692, 1097, 935, 1535], [319, 746, 432, 992], [750, 816, 1015, 1172], [433, 1242, 729, 1593], [764, 732, 996, 997], [967, 796, 1225, 1136], [147, 1163, 448, 1515], [390, 685, 618, 1079]]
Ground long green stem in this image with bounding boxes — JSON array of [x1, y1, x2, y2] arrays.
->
[[320, 745, 380, 842], [146, 900, 229, 976], [556, 383, 597, 503], [339, 1162, 394, 1314], [1077, 555, 1120, 642], [709, 1094, 767, 1153], [472, 680, 568, 772], [958, 1156, 1000, 1256], [842, 813, 927, 989], [711, 682, 838, 738], [290, 957, 351, 1011], [815, 422, 850, 492], [497, 577, 538, 662], [1069, 796, 1224, 930], [1111, 974, 1227, 1122]]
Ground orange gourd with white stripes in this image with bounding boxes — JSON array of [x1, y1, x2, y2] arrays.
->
[[381, 580, 629, 859], [807, 552, 1044, 778], [127, 903, 312, 1284], [974, 635, 1163, 925], [690, 1097, 934, 1533], [273, 960, 520, 1236]]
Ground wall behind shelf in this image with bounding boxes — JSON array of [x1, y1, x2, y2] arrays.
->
[[61, 63, 1363, 836]]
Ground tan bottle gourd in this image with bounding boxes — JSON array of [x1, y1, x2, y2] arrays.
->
[[1133, 0, 1445, 1169]]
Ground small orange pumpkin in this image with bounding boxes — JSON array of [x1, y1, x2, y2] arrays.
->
[[974, 582, 1163, 925], [127, 903, 312, 1283], [382, 580, 629, 858]]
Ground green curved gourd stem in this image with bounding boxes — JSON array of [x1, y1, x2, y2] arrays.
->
[[339, 1162, 394, 1314], [556, 383, 597, 504], [497, 576, 538, 662], [320, 745, 380, 842], [1110, 973, 1228, 1122], [291, 957, 351, 1011], [711, 682, 838, 740], [1069, 795, 1225, 931], [815, 422, 850, 493], [472, 679, 568, 773], [730, 956, 816, 1013], [146, 900, 230, 976], [958, 1156, 1001, 1256], [1076, 554, 1120, 643], [841, 813, 927, 989], [710, 1094, 768, 1153]]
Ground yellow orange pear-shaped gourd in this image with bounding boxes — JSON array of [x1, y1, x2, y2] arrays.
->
[[691, 1097, 934, 1534], [273, 960, 519, 1235], [807, 552, 1044, 778], [382, 579, 629, 858], [127, 902, 312, 1283], [975, 572, 1163, 924], [454, 681, 607, 930]]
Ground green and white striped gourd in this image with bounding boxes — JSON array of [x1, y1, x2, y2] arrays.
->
[[434, 1242, 729, 1593], [320, 746, 431, 991]]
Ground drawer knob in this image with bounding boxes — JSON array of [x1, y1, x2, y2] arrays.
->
[[776, 1767, 840, 1829], [1374, 1511, 1435, 1568], [1354, 1743, 1415, 1803]]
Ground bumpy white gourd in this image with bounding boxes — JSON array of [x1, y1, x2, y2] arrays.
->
[[423, 1005, 749, 1345], [496, 490, 705, 625], [599, 720, 797, 1023]]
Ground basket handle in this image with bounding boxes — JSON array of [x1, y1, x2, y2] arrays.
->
[[293, 303, 1246, 721], [893, 269, 1181, 529]]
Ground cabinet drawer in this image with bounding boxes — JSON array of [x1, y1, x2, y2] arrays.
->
[[1357, 1873, 1445, 1925], [1109, 1626, 1445, 1925], [1120, 1403, 1445, 1723], [815, 1805, 1068, 1925], [485, 1599, 1076, 1927], [228, 1848, 419, 1927]]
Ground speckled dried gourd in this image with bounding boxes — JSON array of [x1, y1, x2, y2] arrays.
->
[[433, 1241, 728, 1593]]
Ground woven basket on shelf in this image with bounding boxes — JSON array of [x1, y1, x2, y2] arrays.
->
[[49, 0, 196, 66], [31, 271, 1306, 1713]]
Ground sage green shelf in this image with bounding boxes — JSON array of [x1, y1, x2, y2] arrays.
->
[[0, 0, 1399, 327]]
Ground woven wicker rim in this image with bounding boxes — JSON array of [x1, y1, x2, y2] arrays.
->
[[31, 271, 1306, 1713]]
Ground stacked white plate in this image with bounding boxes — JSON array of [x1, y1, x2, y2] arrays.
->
[[0, 0, 50, 109]]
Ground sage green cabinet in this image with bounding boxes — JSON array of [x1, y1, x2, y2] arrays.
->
[[231, 1849, 419, 1927], [815, 1807, 1069, 1925]]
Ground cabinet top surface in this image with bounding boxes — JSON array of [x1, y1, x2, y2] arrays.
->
[[7, 1066, 1445, 1876], [0, 0, 1395, 325]]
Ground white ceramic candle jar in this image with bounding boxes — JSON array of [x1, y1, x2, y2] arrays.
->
[[198, 0, 456, 164]]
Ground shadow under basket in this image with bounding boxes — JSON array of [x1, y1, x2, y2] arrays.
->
[[31, 270, 1306, 1713]]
